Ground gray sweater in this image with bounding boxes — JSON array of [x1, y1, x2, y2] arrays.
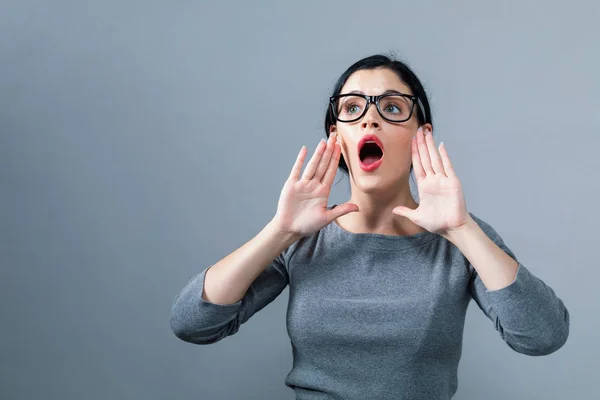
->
[[169, 208, 570, 399]]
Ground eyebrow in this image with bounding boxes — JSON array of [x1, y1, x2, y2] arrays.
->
[[346, 89, 407, 96]]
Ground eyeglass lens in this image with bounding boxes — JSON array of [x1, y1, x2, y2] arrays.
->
[[334, 95, 413, 122]]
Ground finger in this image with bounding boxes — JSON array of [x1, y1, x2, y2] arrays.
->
[[288, 145, 307, 182], [425, 130, 446, 176], [417, 128, 434, 175], [411, 134, 425, 180], [321, 141, 341, 187], [313, 133, 337, 182], [438, 142, 457, 178], [301, 139, 327, 180], [392, 205, 417, 221], [326, 202, 359, 223]]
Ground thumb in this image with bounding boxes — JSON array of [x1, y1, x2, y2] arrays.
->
[[392, 206, 417, 221], [326, 202, 360, 223]]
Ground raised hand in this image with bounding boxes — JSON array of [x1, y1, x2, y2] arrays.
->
[[392, 128, 470, 236], [272, 132, 359, 238]]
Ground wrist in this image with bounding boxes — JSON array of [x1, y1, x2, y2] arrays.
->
[[267, 218, 302, 247]]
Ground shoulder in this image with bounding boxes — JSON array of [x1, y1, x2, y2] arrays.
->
[[281, 222, 329, 268]]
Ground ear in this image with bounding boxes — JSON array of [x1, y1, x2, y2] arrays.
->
[[329, 124, 346, 158], [329, 125, 340, 143], [419, 123, 433, 135]]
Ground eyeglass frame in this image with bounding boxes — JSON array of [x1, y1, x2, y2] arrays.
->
[[329, 92, 427, 124]]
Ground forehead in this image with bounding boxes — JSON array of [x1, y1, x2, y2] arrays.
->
[[340, 68, 412, 95]]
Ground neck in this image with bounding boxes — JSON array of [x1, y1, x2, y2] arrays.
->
[[338, 180, 423, 236]]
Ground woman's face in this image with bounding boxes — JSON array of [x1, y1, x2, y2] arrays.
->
[[331, 68, 431, 194]]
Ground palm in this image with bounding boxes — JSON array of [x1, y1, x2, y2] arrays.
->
[[393, 129, 469, 235], [273, 133, 359, 238], [276, 179, 330, 236]]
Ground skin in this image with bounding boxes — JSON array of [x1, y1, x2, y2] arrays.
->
[[324, 67, 520, 291], [280, 67, 519, 290], [330, 67, 437, 236], [200, 68, 524, 309]]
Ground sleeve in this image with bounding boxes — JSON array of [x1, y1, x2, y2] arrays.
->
[[467, 216, 570, 356], [169, 253, 289, 345]]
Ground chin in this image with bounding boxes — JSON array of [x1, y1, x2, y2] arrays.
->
[[352, 175, 393, 193], [351, 169, 410, 193]]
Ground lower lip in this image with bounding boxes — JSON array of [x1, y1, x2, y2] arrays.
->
[[359, 157, 383, 172]]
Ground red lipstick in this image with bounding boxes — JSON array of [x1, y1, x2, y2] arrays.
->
[[358, 134, 385, 172]]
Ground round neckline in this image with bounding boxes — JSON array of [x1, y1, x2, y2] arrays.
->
[[325, 204, 440, 251]]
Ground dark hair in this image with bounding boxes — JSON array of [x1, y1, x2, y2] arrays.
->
[[324, 54, 433, 177]]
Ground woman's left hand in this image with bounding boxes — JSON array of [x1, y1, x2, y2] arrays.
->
[[392, 128, 471, 236]]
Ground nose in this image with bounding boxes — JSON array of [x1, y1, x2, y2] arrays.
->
[[361, 102, 381, 130]]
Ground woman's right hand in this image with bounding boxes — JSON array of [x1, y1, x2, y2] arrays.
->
[[272, 132, 360, 238]]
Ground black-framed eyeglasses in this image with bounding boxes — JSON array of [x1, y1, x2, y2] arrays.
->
[[329, 92, 426, 123]]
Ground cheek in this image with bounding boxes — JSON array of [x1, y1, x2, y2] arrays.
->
[[387, 139, 414, 167], [337, 133, 355, 160]]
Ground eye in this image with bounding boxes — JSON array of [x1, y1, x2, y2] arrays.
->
[[384, 103, 402, 113], [344, 103, 362, 114], [379, 95, 410, 116]]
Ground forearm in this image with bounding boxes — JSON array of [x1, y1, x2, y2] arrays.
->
[[443, 215, 519, 291], [445, 214, 569, 355], [202, 219, 300, 304]]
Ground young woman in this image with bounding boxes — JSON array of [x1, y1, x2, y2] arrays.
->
[[170, 54, 570, 400]]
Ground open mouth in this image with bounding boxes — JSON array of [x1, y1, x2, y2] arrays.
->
[[359, 141, 384, 166]]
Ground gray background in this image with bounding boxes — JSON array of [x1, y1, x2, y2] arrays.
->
[[1, 0, 598, 399]]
